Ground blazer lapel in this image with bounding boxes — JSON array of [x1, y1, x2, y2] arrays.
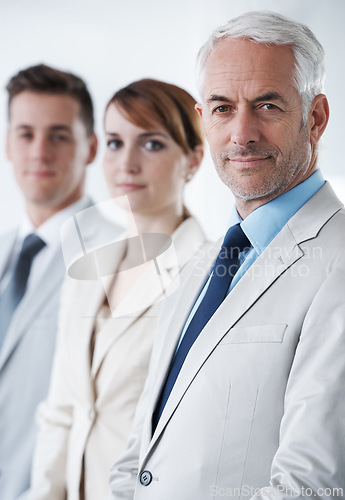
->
[[59, 219, 125, 404], [90, 249, 178, 379], [0, 230, 17, 280], [89, 274, 131, 379], [147, 241, 217, 423], [148, 183, 343, 449], [0, 245, 65, 371], [110, 233, 185, 320], [70, 276, 109, 405], [144, 223, 212, 401], [0, 200, 124, 372], [91, 215, 206, 379]]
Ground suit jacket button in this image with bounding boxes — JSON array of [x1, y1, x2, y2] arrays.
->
[[140, 470, 152, 486]]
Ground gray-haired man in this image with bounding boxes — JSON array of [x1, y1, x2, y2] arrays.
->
[[109, 11, 345, 500]]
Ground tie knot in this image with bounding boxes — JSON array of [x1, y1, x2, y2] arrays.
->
[[20, 233, 46, 258], [222, 223, 250, 254]]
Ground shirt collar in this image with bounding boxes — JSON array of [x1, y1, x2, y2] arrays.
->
[[229, 169, 325, 255], [19, 195, 91, 248]]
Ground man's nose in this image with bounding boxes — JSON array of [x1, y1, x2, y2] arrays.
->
[[30, 136, 52, 161], [229, 109, 260, 147]]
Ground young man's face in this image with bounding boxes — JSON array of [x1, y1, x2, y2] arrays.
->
[[7, 91, 96, 219]]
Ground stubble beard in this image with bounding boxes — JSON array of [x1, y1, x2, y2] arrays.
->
[[212, 139, 311, 202]]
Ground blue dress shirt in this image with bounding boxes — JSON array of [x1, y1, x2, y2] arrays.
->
[[177, 170, 325, 349]]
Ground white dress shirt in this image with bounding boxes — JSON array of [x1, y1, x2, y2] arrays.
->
[[0, 196, 91, 294]]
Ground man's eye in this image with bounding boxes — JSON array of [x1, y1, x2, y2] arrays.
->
[[19, 133, 33, 140], [261, 103, 279, 111], [213, 105, 231, 114], [145, 140, 164, 151], [107, 139, 122, 151], [52, 134, 69, 142]]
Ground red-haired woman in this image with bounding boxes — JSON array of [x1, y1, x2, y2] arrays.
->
[[30, 79, 207, 500]]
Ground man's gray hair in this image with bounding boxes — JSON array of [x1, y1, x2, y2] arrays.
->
[[196, 11, 325, 122]]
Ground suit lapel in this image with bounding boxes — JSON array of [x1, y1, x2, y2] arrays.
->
[[147, 241, 217, 424], [145, 225, 213, 399], [90, 249, 178, 379], [89, 275, 131, 379], [71, 239, 124, 380], [59, 220, 126, 405], [91, 215, 207, 379], [151, 231, 300, 442], [0, 230, 17, 280], [0, 245, 65, 371], [71, 276, 109, 404], [0, 200, 124, 374], [148, 183, 343, 450]]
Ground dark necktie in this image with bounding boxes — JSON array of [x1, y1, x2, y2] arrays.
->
[[0, 233, 46, 349], [152, 223, 250, 432]]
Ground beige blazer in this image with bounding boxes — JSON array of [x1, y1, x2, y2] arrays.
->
[[109, 183, 345, 500], [30, 216, 206, 500]]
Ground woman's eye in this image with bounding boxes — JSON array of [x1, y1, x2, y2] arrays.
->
[[145, 140, 164, 151], [107, 139, 122, 150]]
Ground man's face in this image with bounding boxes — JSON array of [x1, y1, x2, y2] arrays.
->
[[7, 91, 96, 219], [196, 39, 323, 216]]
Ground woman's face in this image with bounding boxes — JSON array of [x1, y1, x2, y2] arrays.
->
[[103, 103, 193, 216]]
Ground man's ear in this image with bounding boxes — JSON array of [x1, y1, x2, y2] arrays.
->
[[309, 94, 329, 145], [86, 133, 98, 165], [195, 102, 208, 140], [195, 102, 203, 119], [186, 144, 204, 182]]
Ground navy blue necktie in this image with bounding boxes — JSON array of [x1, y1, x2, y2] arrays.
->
[[0, 233, 46, 349], [152, 223, 250, 432]]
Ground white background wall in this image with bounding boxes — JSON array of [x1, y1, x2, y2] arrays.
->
[[0, 0, 344, 240]]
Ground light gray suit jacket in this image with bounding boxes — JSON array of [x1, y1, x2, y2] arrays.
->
[[109, 182, 345, 500], [0, 199, 121, 500]]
